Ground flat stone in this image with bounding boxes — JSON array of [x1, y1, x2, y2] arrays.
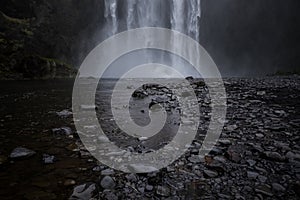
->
[[204, 170, 218, 178], [127, 164, 158, 173], [56, 109, 72, 117], [264, 151, 285, 162], [10, 147, 36, 158], [255, 133, 264, 138], [247, 171, 259, 179], [64, 179, 76, 186], [101, 168, 115, 176], [219, 139, 232, 146], [272, 183, 285, 192], [255, 184, 273, 197]]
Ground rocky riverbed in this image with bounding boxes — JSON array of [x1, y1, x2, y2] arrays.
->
[[0, 76, 299, 199]]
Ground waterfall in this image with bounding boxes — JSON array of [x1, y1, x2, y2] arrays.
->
[[102, 0, 202, 77]]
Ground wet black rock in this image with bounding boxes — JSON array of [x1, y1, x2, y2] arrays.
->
[[156, 185, 170, 197], [69, 183, 98, 200], [263, 151, 286, 162], [42, 154, 55, 164], [100, 176, 115, 189]]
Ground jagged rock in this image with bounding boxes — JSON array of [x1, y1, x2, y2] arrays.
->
[[52, 127, 72, 135], [42, 154, 55, 164], [156, 185, 170, 197], [69, 183, 98, 200]]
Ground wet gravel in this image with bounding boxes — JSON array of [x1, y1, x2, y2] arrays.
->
[[0, 76, 299, 199]]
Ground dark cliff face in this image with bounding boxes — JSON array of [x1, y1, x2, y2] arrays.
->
[[0, 0, 105, 66], [0, 0, 106, 79], [200, 0, 300, 76]]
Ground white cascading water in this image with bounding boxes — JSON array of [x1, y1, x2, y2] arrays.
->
[[102, 0, 201, 77]]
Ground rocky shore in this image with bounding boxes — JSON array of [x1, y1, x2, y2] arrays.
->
[[0, 76, 299, 199]]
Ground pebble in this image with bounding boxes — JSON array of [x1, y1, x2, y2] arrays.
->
[[64, 179, 76, 186], [255, 184, 273, 197], [101, 168, 115, 176], [204, 170, 218, 178], [247, 171, 259, 179], [100, 176, 115, 189], [42, 154, 55, 164], [10, 147, 36, 158], [264, 151, 286, 162], [272, 183, 285, 192], [69, 183, 97, 200], [127, 164, 158, 173], [56, 109, 72, 117], [156, 185, 170, 197]]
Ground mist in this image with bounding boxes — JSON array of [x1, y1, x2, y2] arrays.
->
[[200, 0, 300, 76]]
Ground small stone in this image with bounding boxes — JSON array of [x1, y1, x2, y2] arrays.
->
[[247, 171, 259, 179], [100, 176, 115, 189], [98, 136, 110, 143], [156, 185, 170, 197], [258, 175, 268, 183], [219, 139, 231, 146], [10, 147, 36, 158], [272, 183, 285, 192], [101, 168, 115, 176], [226, 150, 242, 163], [264, 151, 285, 162], [92, 166, 103, 172], [138, 137, 148, 141], [146, 185, 154, 191], [42, 154, 55, 164], [188, 155, 202, 163], [255, 184, 273, 197], [255, 133, 264, 138], [126, 173, 137, 182], [69, 183, 97, 200], [127, 164, 158, 173], [56, 109, 72, 117], [52, 127, 72, 135], [257, 91, 266, 96], [204, 170, 218, 178], [246, 159, 256, 167], [64, 179, 76, 186]]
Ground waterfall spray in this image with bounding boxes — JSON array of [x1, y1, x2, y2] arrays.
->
[[102, 0, 202, 77]]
